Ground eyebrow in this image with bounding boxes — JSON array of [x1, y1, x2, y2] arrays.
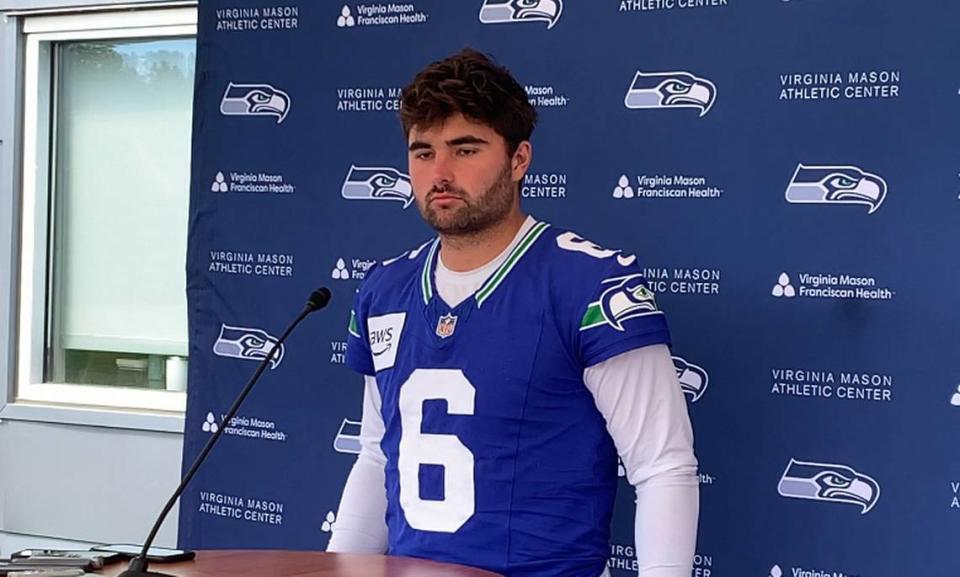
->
[[408, 135, 491, 152], [447, 135, 489, 146]]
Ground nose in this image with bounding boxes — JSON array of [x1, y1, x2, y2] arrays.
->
[[431, 150, 455, 188]]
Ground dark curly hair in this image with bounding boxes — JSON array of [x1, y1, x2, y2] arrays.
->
[[400, 48, 537, 155]]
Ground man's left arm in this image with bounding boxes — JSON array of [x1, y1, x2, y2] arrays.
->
[[584, 344, 699, 577]]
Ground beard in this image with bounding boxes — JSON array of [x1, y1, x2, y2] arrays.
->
[[417, 163, 516, 237]]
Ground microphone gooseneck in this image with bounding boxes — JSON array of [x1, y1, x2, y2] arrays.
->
[[118, 288, 332, 577]]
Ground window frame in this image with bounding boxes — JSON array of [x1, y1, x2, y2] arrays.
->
[[15, 6, 197, 414]]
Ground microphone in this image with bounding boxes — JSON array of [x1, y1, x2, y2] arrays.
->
[[119, 287, 333, 577], [305, 287, 332, 312]]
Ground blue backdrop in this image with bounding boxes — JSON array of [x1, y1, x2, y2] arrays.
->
[[179, 2, 960, 576]]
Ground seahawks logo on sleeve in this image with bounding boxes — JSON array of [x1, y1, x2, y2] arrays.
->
[[554, 231, 663, 333], [556, 229, 671, 368], [580, 274, 660, 332]]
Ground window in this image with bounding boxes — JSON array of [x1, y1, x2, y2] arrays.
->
[[17, 8, 197, 412]]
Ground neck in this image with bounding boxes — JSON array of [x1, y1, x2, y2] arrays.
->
[[439, 210, 527, 272]]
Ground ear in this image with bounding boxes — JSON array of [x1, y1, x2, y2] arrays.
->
[[511, 141, 532, 182]]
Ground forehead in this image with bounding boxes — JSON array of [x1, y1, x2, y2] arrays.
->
[[408, 113, 503, 144]]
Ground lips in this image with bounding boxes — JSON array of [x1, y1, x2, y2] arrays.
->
[[429, 193, 464, 204]]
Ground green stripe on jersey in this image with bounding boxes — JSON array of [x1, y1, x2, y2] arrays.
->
[[580, 302, 606, 331], [476, 221, 549, 307], [421, 239, 439, 305], [348, 310, 360, 338]]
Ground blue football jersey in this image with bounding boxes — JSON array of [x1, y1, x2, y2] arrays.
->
[[345, 221, 671, 577]]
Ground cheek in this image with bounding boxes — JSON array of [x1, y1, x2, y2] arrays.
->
[[472, 160, 510, 192], [408, 165, 432, 196], [458, 163, 495, 193]]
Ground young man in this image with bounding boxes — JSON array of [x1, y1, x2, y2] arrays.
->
[[328, 49, 699, 577]]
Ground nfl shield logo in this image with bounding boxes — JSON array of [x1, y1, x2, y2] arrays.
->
[[436, 313, 458, 339]]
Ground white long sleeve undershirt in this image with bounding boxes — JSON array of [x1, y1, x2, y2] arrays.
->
[[328, 218, 699, 576]]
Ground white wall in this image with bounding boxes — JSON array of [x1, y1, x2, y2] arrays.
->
[[0, 418, 183, 555], [0, 0, 193, 555]]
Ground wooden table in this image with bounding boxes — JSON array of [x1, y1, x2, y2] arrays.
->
[[97, 550, 502, 577]]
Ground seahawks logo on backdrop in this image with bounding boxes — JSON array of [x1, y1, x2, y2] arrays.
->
[[580, 274, 661, 332], [777, 459, 880, 514], [785, 164, 887, 214], [673, 356, 709, 403], [212, 324, 285, 369], [624, 71, 717, 117], [479, 0, 563, 29], [341, 166, 414, 208], [219, 82, 291, 124], [333, 418, 362, 454]]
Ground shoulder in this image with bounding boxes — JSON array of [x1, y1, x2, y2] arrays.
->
[[537, 223, 644, 280], [356, 237, 437, 301], [536, 223, 663, 328], [535, 224, 670, 364]]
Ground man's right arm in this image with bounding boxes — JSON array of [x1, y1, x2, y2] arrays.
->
[[326, 375, 388, 553]]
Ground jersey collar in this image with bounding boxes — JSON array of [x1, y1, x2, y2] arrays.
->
[[420, 220, 550, 308]]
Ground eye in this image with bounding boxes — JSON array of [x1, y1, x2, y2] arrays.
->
[[828, 175, 859, 188], [819, 473, 849, 488], [663, 80, 691, 94], [456, 148, 478, 157], [249, 91, 270, 103], [371, 175, 398, 188], [239, 335, 266, 348], [413, 150, 433, 161]]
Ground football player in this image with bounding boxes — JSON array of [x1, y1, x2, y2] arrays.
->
[[328, 48, 699, 577]]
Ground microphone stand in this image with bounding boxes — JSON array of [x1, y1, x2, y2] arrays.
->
[[119, 288, 332, 577]]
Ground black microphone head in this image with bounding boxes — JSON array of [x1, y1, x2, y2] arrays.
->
[[306, 287, 332, 312]]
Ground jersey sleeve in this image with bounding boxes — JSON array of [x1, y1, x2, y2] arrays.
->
[[345, 267, 379, 376], [577, 258, 671, 368]]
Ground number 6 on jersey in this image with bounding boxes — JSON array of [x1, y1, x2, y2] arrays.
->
[[398, 368, 476, 533]]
